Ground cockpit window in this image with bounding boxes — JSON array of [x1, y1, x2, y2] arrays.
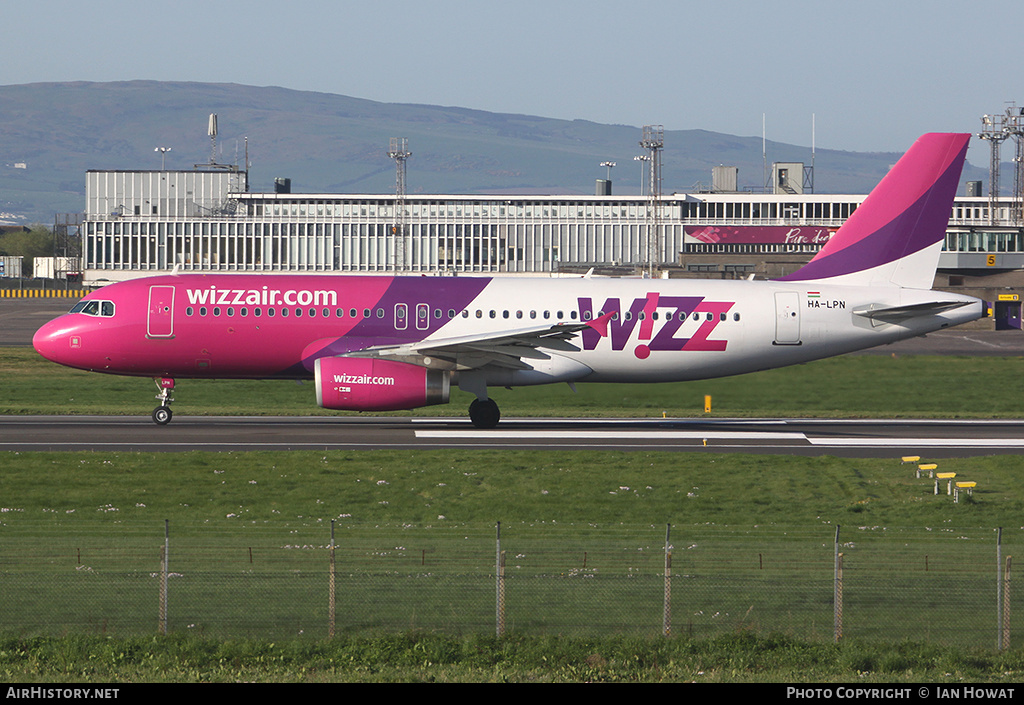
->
[[70, 300, 115, 317]]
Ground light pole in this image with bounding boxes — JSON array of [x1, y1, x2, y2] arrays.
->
[[155, 147, 171, 170], [634, 155, 650, 196], [600, 161, 616, 181]]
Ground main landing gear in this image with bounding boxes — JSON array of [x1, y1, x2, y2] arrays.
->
[[153, 377, 175, 425], [468, 398, 500, 429]]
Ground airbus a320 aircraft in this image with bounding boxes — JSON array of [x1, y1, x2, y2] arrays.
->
[[33, 133, 983, 428]]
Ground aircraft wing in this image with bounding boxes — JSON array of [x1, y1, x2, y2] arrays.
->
[[344, 314, 612, 371]]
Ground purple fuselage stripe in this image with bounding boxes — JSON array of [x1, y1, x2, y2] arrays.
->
[[294, 277, 492, 368]]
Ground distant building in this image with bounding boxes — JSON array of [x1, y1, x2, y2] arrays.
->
[[80, 168, 1024, 292]]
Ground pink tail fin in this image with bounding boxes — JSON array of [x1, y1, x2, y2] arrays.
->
[[777, 133, 970, 289]]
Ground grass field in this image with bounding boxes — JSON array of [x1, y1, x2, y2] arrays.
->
[[0, 449, 1023, 682], [3, 347, 1023, 418], [3, 348, 1024, 681]]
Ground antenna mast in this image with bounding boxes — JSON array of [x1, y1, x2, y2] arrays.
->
[[640, 125, 663, 277], [388, 137, 412, 272], [208, 114, 218, 165], [805, 113, 816, 194], [979, 112, 1010, 225], [1006, 106, 1024, 225]]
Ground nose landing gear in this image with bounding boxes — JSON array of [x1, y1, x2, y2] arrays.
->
[[153, 377, 175, 425]]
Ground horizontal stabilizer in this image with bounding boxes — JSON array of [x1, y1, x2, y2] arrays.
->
[[853, 300, 972, 323]]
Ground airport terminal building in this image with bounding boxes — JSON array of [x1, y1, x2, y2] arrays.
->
[[80, 168, 1024, 325]]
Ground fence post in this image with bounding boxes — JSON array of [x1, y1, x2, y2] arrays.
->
[[663, 523, 672, 636], [496, 522, 505, 637], [159, 519, 169, 635], [328, 520, 336, 638], [1002, 556, 1012, 650], [834, 525, 842, 643], [997, 527, 1003, 650]]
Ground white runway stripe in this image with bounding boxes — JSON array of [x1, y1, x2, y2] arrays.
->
[[415, 430, 806, 440], [808, 438, 1024, 447]]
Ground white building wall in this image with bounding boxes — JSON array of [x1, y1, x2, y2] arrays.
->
[[81, 169, 1024, 285]]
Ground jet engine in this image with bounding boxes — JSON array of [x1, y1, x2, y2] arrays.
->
[[314, 357, 450, 411]]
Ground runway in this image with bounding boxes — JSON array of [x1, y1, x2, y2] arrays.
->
[[5, 299, 1024, 457], [3, 415, 1024, 458]]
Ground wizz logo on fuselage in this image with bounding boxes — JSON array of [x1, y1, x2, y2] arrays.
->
[[577, 293, 734, 359]]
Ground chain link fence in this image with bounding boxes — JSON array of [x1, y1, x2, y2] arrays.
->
[[0, 521, 1017, 646]]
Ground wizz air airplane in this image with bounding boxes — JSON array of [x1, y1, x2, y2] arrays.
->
[[33, 133, 984, 428]]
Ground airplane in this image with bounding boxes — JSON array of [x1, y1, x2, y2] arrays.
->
[[33, 132, 984, 428]]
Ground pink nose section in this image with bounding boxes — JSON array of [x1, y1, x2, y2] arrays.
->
[[32, 317, 75, 364]]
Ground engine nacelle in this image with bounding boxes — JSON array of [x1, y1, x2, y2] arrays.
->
[[314, 357, 450, 411]]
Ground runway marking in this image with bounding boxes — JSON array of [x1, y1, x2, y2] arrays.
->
[[808, 438, 1024, 447], [410, 417, 793, 426], [962, 336, 1004, 349], [414, 430, 807, 440]]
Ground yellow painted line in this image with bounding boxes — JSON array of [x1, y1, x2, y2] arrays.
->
[[0, 289, 84, 298]]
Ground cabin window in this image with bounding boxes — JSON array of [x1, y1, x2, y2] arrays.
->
[[186, 307, 194, 316]]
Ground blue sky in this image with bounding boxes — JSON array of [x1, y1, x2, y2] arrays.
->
[[6, 0, 1023, 166]]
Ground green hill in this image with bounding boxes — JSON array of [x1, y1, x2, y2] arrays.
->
[[0, 80, 988, 224]]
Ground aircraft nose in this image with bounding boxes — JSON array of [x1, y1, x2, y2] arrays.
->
[[33, 316, 77, 365]]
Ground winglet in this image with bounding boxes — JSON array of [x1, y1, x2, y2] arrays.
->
[[586, 311, 616, 338]]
